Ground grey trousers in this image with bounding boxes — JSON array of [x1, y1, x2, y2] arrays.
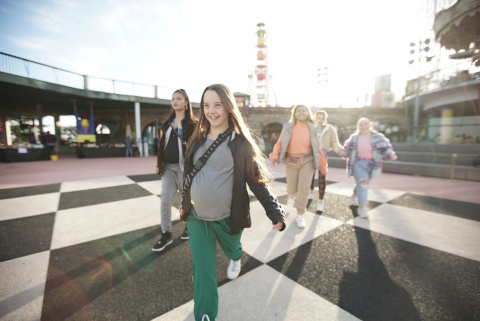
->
[[160, 163, 184, 233]]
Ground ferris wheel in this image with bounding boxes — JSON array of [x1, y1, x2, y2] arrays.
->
[[247, 22, 277, 107]]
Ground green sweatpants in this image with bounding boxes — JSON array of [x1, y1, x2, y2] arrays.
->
[[187, 214, 243, 321]]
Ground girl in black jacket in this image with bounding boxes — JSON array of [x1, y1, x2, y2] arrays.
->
[[152, 89, 198, 252], [181, 84, 286, 321]]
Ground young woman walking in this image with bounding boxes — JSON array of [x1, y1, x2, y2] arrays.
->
[[308, 110, 347, 213], [180, 84, 286, 321], [344, 117, 397, 218], [269, 104, 327, 228], [152, 89, 198, 252]]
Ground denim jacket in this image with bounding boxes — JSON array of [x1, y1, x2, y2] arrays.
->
[[344, 131, 395, 178]]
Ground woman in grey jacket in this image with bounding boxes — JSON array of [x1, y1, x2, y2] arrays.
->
[[180, 84, 286, 321]]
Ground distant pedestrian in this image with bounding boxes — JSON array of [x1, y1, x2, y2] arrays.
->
[[153, 89, 198, 251], [344, 117, 397, 218], [124, 136, 133, 157], [180, 84, 285, 321], [44, 131, 57, 155], [269, 104, 327, 228], [308, 110, 347, 213], [29, 134, 36, 144], [143, 136, 149, 156]]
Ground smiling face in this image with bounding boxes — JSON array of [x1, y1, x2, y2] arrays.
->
[[294, 106, 309, 123], [315, 113, 326, 125], [171, 92, 187, 112], [357, 118, 372, 135], [203, 90, 229, 132]]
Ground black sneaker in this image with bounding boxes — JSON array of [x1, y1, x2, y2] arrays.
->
[[181, 227, 189, 240], [152, 232, 172, 252]]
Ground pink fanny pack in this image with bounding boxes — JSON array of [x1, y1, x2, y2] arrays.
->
[[286, 154, 310, 165]]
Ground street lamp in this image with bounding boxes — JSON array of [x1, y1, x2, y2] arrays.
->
[[317, 66, 329, 107], [409, 38, 435, 143]]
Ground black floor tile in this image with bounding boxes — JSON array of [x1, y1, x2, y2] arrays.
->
[[0, 213, 55, 262], [58, 184, 153, 210], [388, 193, 480, 222], [128, 174, 161, 183], [267, 225, 480, 321], [0, 183, 60, 200], [42, 222, 263, 321]]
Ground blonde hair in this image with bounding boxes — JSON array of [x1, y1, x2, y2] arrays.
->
[[289, 104, 315, 123], [188, 84, 272, 184], [356, 117, 372, 132], [314, 110, 328, 125]]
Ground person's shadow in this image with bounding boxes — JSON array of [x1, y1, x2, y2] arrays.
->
[[338, 224, 422, 320]]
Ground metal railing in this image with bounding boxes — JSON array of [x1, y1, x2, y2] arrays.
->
[[405, 60, 480, 98], [0, 52, 202, 100], [0, 52, 85, 89]]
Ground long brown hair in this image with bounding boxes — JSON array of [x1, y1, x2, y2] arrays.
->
[[188, 84, 272, 184], [288, 104, 315, 123], [163, 89, 198, 129]]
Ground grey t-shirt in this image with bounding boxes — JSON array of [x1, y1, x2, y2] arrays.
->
[[190, 139, 234, 221]]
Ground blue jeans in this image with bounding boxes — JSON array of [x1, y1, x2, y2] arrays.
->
[[353, 158, 374, 205]]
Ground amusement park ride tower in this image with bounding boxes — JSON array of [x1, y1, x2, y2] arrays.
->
[[247, 23, 277, 107]]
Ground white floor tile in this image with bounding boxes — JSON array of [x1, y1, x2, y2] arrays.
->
[[327, 182, 405, 203], [137, 180, 162, 195], [0, 193, 60, 221], [151, 265, 359, 321], [218, 265, 360, 321], [150, 301, 195, 321], [347, 203, 480, 262], [51, 195, 162, 249], [268, 180, 288, 197], [60, 176, 135, 193], [242, 201, 343, 263], [0, 251, 50, 321]]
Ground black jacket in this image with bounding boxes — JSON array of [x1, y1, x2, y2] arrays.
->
[[156, 118, 196, 177], [183, 131, 286, 234]]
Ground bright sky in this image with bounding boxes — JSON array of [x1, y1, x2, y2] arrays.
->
[[0, 0, 450, 107]]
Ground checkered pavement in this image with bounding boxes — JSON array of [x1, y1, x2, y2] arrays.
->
[[1, 173, 479, 320]]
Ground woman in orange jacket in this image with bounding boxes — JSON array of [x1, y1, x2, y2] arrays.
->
[[270, 104, 327, 228]]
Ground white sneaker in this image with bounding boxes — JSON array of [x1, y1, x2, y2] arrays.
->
[[358, 207, 368, 218], [201, 315, 211, 321], [351, 195, 359, 206], [316, 200, 324, 213], [296, 215, 306, 228], [287, 197, 295, 207], [227, 259, 241, 279]]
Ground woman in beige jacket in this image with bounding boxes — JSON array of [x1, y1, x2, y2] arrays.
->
[[308, 110, 347, 213]]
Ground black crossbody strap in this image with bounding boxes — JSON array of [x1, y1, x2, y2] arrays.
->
[[181, 128, 232, 208], [169, 125, 184, 143], [169, 125, 187, 150]]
